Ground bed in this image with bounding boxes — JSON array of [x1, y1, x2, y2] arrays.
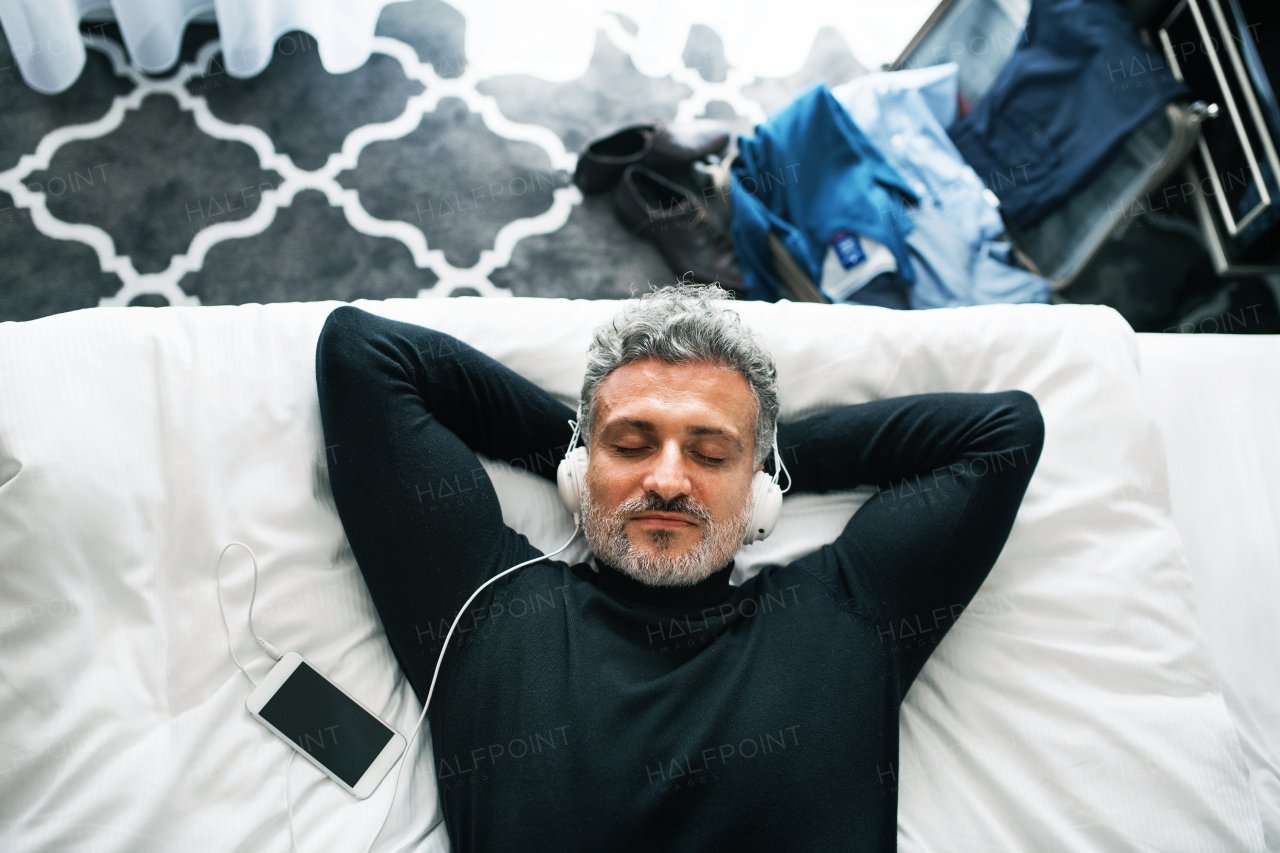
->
[[0, 297, 1275, 852]]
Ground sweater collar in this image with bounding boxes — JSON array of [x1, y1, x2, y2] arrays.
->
[[584, 554, 736, 607]]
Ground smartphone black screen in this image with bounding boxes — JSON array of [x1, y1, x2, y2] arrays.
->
[[259, 661, 395, 787]]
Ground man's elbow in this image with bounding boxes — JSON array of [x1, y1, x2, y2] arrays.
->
[[1002, 389, 1046, 462]]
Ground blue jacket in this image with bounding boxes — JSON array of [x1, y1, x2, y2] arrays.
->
[[729, 84, 918, 303]]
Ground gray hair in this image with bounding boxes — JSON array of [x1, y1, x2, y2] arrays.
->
[[579, 284, 779, 467]]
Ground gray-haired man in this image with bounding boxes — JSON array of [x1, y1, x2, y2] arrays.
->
[[316, 284, 1044, 852]]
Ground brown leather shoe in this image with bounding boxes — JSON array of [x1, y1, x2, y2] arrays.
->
[[573, 120, 731, 194], [612, 165, 745, 296], [573, 124, 653, 195]]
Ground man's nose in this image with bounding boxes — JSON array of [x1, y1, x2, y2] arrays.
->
[[642, 441, 692, 502]]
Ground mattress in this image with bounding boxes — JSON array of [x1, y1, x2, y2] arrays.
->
[[1135, 331, 1280, 852], [0, 297, 1269, 852]]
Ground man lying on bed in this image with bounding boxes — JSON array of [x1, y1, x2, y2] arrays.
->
[[315, 284, 1044, 852]]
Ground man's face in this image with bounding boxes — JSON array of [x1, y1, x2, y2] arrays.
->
[[581, 358, 763, 587]]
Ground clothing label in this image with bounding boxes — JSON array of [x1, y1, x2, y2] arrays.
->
[[820, 233, 898, 303], [831, 230, 866, 269]]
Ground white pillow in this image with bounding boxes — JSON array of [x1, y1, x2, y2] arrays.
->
[[0, 296, 1264, 852]]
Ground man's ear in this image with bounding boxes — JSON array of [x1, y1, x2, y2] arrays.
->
[[755, 462, 764, 473]]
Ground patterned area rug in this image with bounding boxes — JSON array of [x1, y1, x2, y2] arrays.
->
[[0, 2, 868, 321]]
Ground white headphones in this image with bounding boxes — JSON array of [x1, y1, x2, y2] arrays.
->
[[556, 404, 789, 545]]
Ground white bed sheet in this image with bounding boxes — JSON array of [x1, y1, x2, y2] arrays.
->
[[1136, 332, 1280, 852], [0, 298, 1268, 852]]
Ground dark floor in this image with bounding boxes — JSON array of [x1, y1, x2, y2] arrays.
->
[[1, 1, 1277, 333]]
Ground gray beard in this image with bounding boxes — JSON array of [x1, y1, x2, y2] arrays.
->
[[580, 479, 753, 587]]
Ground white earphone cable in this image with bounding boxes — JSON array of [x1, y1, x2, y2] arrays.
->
[[286, 749, 301, 853], [215, 541, 284, 688], [215, 541, 301, 851], [772, 430, 792, 494], [360, 520, 581, 853], [566, 412, 582, 455]]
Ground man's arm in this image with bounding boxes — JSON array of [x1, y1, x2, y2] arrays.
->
[[779, 391, 1045, 700], [314, 306, 576, 702]]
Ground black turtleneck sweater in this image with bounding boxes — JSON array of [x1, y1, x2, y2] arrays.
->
[[315, 306, 1045, 852]]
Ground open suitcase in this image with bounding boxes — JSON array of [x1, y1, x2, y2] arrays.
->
[[891, 0, 1280, 286]]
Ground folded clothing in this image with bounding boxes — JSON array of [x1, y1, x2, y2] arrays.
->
[[948, 0, 1189, 230]]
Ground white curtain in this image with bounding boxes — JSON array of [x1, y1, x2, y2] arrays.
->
[[0, 0, 393, 93], [0, 0, 938, 95]]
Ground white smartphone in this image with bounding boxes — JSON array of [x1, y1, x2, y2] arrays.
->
[[247, 652, 407, 799]]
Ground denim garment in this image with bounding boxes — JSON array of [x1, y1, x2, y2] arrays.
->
[[729, 84, 918, 303], [833, 64, 1051, 308], [948, 0, 1190, 230]]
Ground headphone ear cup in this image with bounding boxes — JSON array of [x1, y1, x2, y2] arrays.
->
[[557, 446, 590, 517], [743, 470, 783, 545]]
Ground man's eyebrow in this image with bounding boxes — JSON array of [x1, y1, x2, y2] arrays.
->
[[605, 418, 744, 451], [691, 422, 742, 438], [686, 426, 744, 451], [606, 417, 655, 433]]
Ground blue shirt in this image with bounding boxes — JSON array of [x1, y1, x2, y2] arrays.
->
[[834, 63, 1051, 308]]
